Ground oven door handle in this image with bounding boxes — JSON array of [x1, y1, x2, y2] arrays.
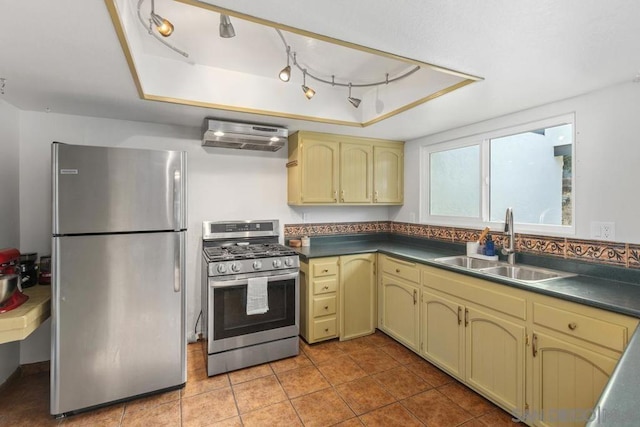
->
[[209, 272, 299, 288]]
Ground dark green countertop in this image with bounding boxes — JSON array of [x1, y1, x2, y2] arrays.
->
[[294, 234, 640, 423], [293, 236, 640, 318]]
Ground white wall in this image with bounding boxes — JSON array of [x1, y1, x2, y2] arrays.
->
[[0, 100, 21, 383], [393, 81, 640, 244], [17, 111, 389, 362]]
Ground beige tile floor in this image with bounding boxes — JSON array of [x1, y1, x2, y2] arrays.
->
[[0, 331, 518, 426]]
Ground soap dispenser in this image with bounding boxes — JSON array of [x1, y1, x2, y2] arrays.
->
[[485, 234, 495, 256]]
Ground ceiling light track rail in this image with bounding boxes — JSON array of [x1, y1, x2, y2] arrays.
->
[[275, 29, 419, 106]]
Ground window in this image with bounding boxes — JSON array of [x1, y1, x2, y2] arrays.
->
[[421, 114, 574, 234]]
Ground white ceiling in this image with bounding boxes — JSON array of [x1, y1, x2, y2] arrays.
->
[[1, 0, 639, 141]]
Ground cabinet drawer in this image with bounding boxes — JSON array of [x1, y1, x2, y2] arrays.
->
[[382, 256, 419, 283], [312, 260, 338, 277], [313, 295, 337, 317], [533, 302, 628, 352], [313, 277, 337, 295], [313, 317, 337, 340]]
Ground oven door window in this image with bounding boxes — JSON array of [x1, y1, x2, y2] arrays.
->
[[213, 278, 295, 340]]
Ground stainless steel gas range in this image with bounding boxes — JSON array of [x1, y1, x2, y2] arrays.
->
[[201, 219, 300, 376]]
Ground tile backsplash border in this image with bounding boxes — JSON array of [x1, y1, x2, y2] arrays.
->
[[284, 221, 640, 270]]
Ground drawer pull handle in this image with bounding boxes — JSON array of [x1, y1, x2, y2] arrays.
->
[[324, 306, 329, 310], [532, 333, 538, 357], [568, 322, 577, 330], [413, 289, 417, 305], [322, 269, 329, 273], [322, 286, 329, 290], [464, 308, 469, 327], [396, 268, 400, 273], [457, 306, 462, 325], [324, 328, 329, 332]]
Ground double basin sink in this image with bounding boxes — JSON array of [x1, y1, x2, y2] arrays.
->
[[432, 255, 576, 283]]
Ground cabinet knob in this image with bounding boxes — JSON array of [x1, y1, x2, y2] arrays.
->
[[568, 322, 577, 330], [324, 328, 329, 332], [322, 269, 329, 273], [396, 268, 400, 273], [324, 306, 329, 310], [323, 286, 329, 290]]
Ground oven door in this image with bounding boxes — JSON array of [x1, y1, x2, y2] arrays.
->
[[208, 271, 299, 354]]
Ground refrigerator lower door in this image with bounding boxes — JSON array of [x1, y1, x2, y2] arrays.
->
[[51, 232, 186, 416]]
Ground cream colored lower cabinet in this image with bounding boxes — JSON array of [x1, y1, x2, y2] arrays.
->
[[301, 254, 376, 343], [527, 295, 639, 427], [380, 275, 420, 351], [421, 289, 465, 378], [530, 331, 616, 427], [339, 253, 376, 340], [300, 257, 339, 344], [421, 269, 525, 416]]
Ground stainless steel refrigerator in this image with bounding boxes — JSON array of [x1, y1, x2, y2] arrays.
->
[[51, 142, 187, 416]]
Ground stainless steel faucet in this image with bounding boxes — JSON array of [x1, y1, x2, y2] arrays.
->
[[502, 207, 516, 264]]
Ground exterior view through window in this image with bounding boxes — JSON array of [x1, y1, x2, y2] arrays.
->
[[423, 115, 574, 232]]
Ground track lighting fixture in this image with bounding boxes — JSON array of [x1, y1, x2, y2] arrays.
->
[[279, 46, 292, 82], [275, 29, 419, 108], [150, 0, 173, 37], [347, 83, 361, 108], [301, 70, 316, 100], [219, 14, 236, 38]]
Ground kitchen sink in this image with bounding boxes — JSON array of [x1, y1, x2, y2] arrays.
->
[[433, 256, 501, 269], [481, 265, 576, 283], [432, 255, 576, 283]]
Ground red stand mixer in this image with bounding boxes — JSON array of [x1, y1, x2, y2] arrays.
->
[[0, 248, 29, 314]]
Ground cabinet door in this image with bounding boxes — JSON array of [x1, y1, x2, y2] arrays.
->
[[340, 142, 372, 203], [531, 332, 617, 427], [421, 290, 465, 380], [301, 139, 339, 203], [380, 274, 420, 351], [373, 145, 403, 204], [465, 306, 525, 416], [339, 253, 376, 341]]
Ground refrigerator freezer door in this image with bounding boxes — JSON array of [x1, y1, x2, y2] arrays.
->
[[52, 143, 187, 235], [51, 232, 186, 415]]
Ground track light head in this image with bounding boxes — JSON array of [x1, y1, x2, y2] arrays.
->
[[348, 97, 361, 108], [347, 83, 361, 108], [301, 70, 315, 99], [150, 12, 174, 37], [302, 85, 316, 99], [149, 0, 173, 37], [219, 14, 236, 38], [279, 65, 291, 82]]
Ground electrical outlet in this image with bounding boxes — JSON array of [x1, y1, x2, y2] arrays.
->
[[590, 221, 616, 241], [601, 222, 615, 240]]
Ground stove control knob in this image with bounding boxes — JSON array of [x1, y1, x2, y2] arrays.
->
[[217, 264, 227, 274], [272, 259, 282, 268], [231, 262, 241, 272], [253, 261, 262, 270], [284, 258, 293, 267]]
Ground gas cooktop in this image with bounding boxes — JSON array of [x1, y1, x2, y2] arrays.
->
[[203, 243, 297, 262]]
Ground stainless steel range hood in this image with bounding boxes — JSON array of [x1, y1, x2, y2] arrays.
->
[[202, 119, 288, 152]]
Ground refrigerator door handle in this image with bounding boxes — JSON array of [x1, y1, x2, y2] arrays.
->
[[174, 232, 185, 293], [173, 170, 181, 232]]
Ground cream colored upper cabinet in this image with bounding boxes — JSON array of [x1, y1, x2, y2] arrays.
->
[[300, 138, 339, 204], [373, 145, 404, 204], [287, 131, 403, 205], [339, 253, 376, 340], [340, 142, 372, 203]]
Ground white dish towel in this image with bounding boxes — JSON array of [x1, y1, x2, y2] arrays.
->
[[246, 277, 269, 315]]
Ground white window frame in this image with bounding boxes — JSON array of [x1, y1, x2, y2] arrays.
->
[[420, 113, 576, 236]]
